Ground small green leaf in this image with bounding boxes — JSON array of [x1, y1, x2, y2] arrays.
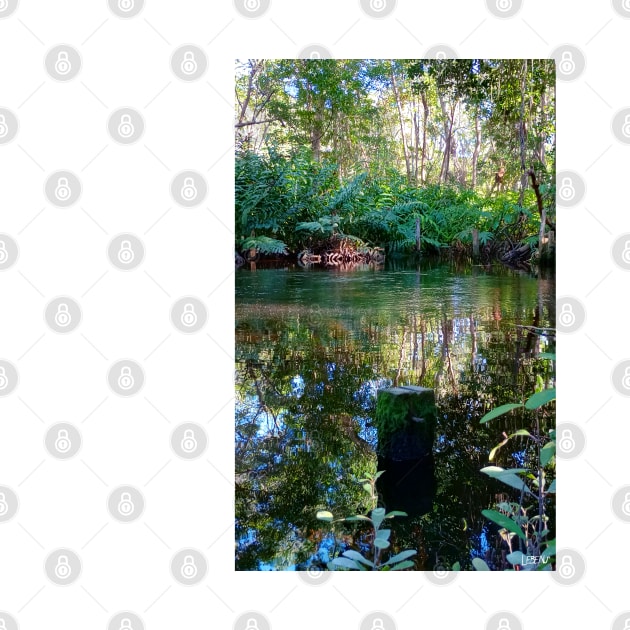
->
[[452, 561, 460, 571], [547, 479, 556, 493], [480, 403, 523, 424], [316, 510, 333, 522], [374, 537, 390, 550], [330, 557, 362, 570], [539, 352, 556, 360], [362, 483, 372, 493], [345, 515, 371, 522], [472, 558, 491, 571], [389, 560, 415, 571], [510, 429, 532, 437], [540, 441, 555, 467], [482, 509, 527, 542], [377, 529, 391, 541], [384, 510, 407, 519], [506, 551, 525, 566], [525, 388, 556, 410], [383, 550, 417, 566], [480, 467, 533, 495], [371, 507, 386, 529], [341, 550, 374, 567]]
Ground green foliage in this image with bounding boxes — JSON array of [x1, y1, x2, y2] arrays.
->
[[315, 472, 417, 571], [475, 353, 555, 571]]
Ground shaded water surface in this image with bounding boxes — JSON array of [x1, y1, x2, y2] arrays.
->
[[235, 261, 555, 570]]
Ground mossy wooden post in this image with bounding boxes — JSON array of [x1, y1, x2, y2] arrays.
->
[[375, 386, 437, 517]]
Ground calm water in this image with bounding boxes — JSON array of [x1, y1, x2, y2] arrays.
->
[[235, 261, 555, 571]]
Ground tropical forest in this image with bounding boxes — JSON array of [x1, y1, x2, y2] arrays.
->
[[235, 59, 556, 572]]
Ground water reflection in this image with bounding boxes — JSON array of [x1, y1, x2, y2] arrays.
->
[[235, 262, 555, 570]]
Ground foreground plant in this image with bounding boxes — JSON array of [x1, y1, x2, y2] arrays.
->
[[315, 471, 417, 571], [474, 353, 556, 571]]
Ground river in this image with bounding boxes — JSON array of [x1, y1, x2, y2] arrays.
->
[[235, 260, 555, 571]]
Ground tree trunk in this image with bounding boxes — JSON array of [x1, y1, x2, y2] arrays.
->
[[390, 63, 412, 185], [420, 91, 429, 185], [518, 60, 528, 208], [471, 107, 481, 188]]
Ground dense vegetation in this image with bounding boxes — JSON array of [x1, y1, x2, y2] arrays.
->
[[235, 59, 555, 264]]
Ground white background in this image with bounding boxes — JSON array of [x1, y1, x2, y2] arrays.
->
[[1, 0, 629, 628]]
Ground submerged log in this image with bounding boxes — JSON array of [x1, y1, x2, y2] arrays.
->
[[375, 386, 437, 517]]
